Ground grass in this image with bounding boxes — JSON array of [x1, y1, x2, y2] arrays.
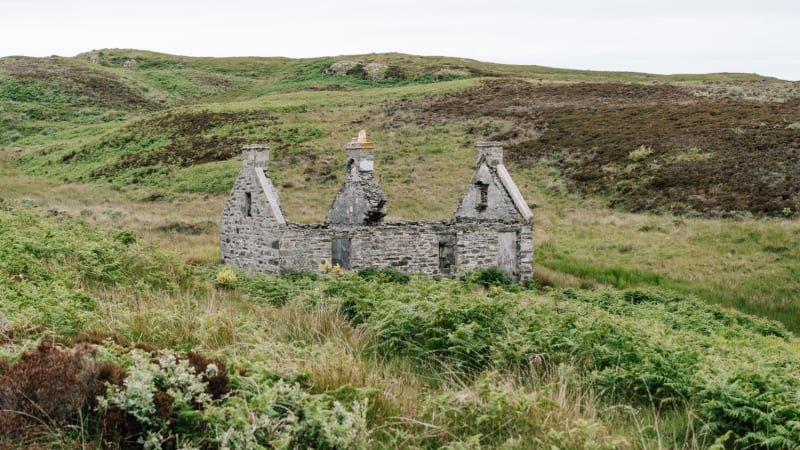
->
[[534, 200, 800, 330], [3, 205, 797, 447]]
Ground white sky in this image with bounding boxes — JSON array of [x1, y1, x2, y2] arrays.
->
[[2, 0, 799, 81]]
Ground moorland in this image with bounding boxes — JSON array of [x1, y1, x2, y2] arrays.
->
[[1, 49, 800, 449]]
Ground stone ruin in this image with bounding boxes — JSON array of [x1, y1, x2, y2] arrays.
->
[[219, 131, 533, 281]]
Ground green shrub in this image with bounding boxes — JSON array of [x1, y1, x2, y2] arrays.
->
[[466, 267, 509, 288], [116, 229, 137, 245], [2, 130, 21, 142], [357, 267, 410, 284], [213, 267, 237, 289]]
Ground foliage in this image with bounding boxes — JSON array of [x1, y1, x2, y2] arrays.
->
[[628, 144, 654, 162], [323, 275, 800, 447], [96, 349, 230, 449], [0, 335, 365, 449], [465, 267, 510, 288], [0, 342, 105, 442], [0, 204, 185, 335], [214, 267, 238, 289], [421, 370, 627, 448], [3, 204, 800, 447], [206, 369, 369, 450], [233, 269, 319, 306], [2, 129, 21, 143], [357, 266, 411, 284]]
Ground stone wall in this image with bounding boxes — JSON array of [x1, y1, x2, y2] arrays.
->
[[274, 222, 445, 275], [454, 220, 533, 281], [219, 145, 284, 274], [220, 138, 534, 282], [228, 218, 532, 281]]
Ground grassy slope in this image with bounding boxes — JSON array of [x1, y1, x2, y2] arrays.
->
[[2, 49, 800, 447], [1, 204, 799, 448], [3, 49, 799, 330]]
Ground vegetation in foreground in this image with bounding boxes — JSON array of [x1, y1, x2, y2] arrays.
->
[[2, 203, 800, 449]]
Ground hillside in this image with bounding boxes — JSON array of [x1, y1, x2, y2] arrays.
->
[[2, 49, 800, 448], [2, 49, 799, 216]]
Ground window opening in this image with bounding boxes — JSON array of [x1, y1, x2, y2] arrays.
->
[[245, 192, 252, 217], [476, 182, 488, 211]]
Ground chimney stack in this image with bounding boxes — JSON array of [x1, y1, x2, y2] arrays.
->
[[242, 144, 270, 169], [475, 141, 503, 168], [345, 130, 375, 176], [325, 130, 387, 225]]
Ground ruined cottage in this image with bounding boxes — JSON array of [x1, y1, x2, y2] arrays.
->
[[219, 132, 533, 281]]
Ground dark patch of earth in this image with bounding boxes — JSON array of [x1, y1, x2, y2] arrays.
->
[[82, 110, 278, 177], [384, 79, 800, 216]]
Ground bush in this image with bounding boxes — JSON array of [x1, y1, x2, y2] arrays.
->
[[357, 267, 410, 284], [213, 267, 237, 289], [2, 130, 21, 143], [117, 229, 137, 245], [466, 267, 509, 288], [0, 342, 106, 440]]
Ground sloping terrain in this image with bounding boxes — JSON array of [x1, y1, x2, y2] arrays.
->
[[392, 79, 800, 216], [4, 50, 799, 216]]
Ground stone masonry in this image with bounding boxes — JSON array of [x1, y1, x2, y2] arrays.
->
[[220, 132, 533, 281]]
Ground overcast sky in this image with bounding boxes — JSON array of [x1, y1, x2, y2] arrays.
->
[[3, 0, 799, 81]]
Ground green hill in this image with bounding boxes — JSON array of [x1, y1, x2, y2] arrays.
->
[[3, 49, 798, 216], [2, 50, 800, 448]]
